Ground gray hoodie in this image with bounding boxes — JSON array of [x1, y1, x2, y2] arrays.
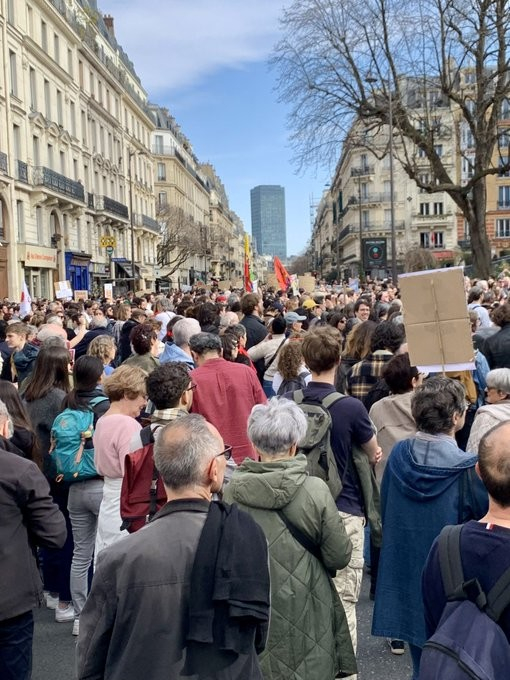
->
[[466, 401, 510, 454]]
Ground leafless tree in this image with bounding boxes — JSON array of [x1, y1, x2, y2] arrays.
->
[[157, 206, 204, 278], [273, 0, 510, 277]]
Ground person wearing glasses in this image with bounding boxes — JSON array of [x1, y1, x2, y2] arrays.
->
[[466, 368, 510, 454], [78, 415, 270, 680], [223, 398, 356, 680]]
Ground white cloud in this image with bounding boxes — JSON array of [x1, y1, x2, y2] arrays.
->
[[98, 0, 284, 94]]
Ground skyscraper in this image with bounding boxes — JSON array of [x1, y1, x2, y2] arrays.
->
[[250, 185, 287, 259]]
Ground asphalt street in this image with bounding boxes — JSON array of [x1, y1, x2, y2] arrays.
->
[[32, 573, 412, 680]]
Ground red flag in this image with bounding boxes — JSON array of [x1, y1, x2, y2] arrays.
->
[[273, 256, 290, 291]]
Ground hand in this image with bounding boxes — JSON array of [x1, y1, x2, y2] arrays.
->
[[374, 447, 383, 465]]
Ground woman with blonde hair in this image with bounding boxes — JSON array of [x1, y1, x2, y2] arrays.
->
[[93, 365, 147, 556], [87, 334, 117, 377]]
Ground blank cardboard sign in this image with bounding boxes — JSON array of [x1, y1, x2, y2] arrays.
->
[[399, 267, 474, 372]]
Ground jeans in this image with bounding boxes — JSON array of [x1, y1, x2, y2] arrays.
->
[[68, 479, 103, 617], [262, 379, 275, 398], [40, 483, 73, 602], [0, 611, 33, 680], [409, 643, 422, 680]]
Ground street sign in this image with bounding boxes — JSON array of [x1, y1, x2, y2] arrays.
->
[[363, 238, 387, 268], [106, 245, 114, 256], [100, 236, 116, 249]]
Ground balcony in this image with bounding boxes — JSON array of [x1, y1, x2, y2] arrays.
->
[[87, 193, 94, 210], [134, 213, 161, 234], [337, 225, 358, 242], [33, 167, 85, 201], [361, 221, 405, 232], [96, 195, 129, 219], [351, 165, 374, 177], [359, 192, 398, 204], [16, 160, 28, 183]]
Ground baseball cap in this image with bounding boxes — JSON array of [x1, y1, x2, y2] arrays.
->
[[285, 311, 306, 324], [302, 299, 319, 310]]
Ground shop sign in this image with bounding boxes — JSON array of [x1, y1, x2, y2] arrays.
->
[[19, 245, 57, 268]]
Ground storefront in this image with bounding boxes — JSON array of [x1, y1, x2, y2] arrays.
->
[[18, 244, 58, 300], [90, 261, 111, 298], [65, 252, 91, 293]]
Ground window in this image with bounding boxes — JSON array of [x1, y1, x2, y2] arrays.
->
[[157, 162, 166, 181], [47, 144, 53, 169], [418, 146, 427, 158], [41, 21, 47, 51], [60, 151, 65, 175], [68, 49, 73, 77], [496, 219, 510, 238], [420, 202, 430, 216], [9, 51, 17, 96], [434, 144, 443, 156], [419, 173, 429, 193], [384, 209, 391, 226], [56, 90, 63, 125], [29, 67, 37, 109], [27, 5, 33, 35], [501, 99, 510, 120], [12, 124, 21, 162], [158, 191, 167, 208], [44, 79, 51, 119], [420, 232, 430, 248], [463, 219, 471, 239], [70, 101, 76, 137], [16, 200, 24, 241], [432, 232, 444, 248], [36, 206, 44, 243], [499, 186, 510, 209], [54, 34, 60, 64], [500, 131, 510, 149], [154, 135, 164, 154], [499, 157, 510, 177], [32, 136, 39, 166], [433, 202, 444, 215], [362, 210, 370, 227], [7, 0, 15, 24], [81, 110, 87, 145]]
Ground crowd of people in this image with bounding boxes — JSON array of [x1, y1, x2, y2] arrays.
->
[[1, 272, 510, 679]]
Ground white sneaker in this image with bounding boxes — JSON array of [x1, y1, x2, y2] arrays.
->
[[55, 604, 75, 622], [72, 618, 79, 636], [44, 592, 59, 610]]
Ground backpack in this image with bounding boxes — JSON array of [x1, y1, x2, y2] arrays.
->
[[120, 424, 166, 533], [292, 390, 344, 498], [50, 395, 108, 483], [419, 524, 510, 680], [277, 371, 310, 396]]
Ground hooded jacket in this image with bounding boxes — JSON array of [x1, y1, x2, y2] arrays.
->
[[372, 435, 488, 647], [159, 341, 194, 368], [12, 341, 39, 388], [466, 400, 510, 454], [223, 454, 357, 679], [369, 391, 416, 481]]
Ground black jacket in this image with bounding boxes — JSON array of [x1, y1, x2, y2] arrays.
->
[[74, 328, 112, 359], [482, 324, 510, 370], [240, 314, 268, 350], [119, 319, 140, 363], [0, 447, 66, 621]]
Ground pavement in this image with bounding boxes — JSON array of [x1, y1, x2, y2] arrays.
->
[[32, 573, 412, 680]]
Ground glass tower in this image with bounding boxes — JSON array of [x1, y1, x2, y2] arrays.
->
[[250, 185, 287, 259]]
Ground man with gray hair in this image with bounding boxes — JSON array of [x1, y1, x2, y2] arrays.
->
[[77, 414, 270, 680], [160, 317, 200, 368], [190, 332, 266, 463]]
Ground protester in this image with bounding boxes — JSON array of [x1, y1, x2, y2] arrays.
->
[[0, 380, 40, 464], [159, 317, 199, 368], [77, 415, 270, 680], [5, 322, 39, 389], [87, 334, 117, 377], [482, 302, 510, 369], [466, 368, 510, 454], [248, 315, 287, 397], [224, 398, 356, 679], [123, 323, 160, 374]]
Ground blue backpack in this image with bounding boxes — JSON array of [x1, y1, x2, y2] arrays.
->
[[419, 524, 510, 680], [50, 396, 108, 483]]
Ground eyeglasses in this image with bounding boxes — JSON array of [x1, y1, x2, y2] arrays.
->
[[215, 445, 233, 461], [187, 382, 197, 392]]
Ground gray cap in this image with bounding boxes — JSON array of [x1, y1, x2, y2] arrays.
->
[[285, 311, 306, 324], [189, 332, 222, 354]]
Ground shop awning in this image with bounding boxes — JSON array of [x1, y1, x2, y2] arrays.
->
[[112, 258, 141, 279]]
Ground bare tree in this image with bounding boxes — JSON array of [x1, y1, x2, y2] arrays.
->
[[157, 206, 204, 278], [273, 0, 510, 277], [289, 252, 312, 275]]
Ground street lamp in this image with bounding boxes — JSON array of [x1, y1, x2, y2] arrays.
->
[[128, 148, 146, 292], [366, 74, 398, 284]]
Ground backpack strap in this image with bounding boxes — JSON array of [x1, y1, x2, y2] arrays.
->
[[88, 395, 109, 409], [321, 391, 346, 410], [486, 564, 510, 622], [148, 425, 163, 522], [293, 389, 305, 404], [438, 524, 465, 599]]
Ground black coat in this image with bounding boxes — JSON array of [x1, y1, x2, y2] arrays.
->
[[0, 447, 66, 621], [482, 324, 510, 369]]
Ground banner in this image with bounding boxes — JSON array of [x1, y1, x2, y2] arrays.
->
[[19, 280, 32, 317], [273, 256, 291, 291]]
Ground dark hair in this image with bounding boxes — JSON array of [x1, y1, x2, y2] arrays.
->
[[467, 287, 483, 304], [382, 353, 418, 394], [411, 377, 465, 435], [370, 321, 405, 353], [23, 344, 71, 401], [354, 298, 372, 313], [226, 324, 246, 341], [63, 356, 105, 411], [197, 302, 219, 331], [271, 316, 287, 335], [302, 326, 341, 373], [146, 362, 191, 409], [328, 312, 346, 329], [240, 293, 260, 315], [491, 303, 510, 327], [221, 333, 238, 361], [478, 422, 510, 507], [0, 381, 40, 465], [130, 323, 157, 355]]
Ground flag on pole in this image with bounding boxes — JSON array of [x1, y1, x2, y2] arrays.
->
[[19, 280, 32, 318], [244, 234, 253, 292], [273, 256, 291, 291]]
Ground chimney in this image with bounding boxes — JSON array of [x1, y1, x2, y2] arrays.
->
[[103, 14, 115, 37]]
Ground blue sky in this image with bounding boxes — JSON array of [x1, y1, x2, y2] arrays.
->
[[98, 0, 329, 257]]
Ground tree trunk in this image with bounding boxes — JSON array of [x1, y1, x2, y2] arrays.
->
[[469, 179, 492, 279]]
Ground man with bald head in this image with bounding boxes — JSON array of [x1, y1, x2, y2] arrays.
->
[[77, 414, 269, 680], [422, 420, 510, 643]]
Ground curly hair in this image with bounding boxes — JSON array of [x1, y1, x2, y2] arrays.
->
[[130, 323, 157, 355], [277, 341, 305, 380], [146, 362, 191, 409]]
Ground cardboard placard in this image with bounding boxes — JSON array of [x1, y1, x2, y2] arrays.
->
[[54, 280, 73, 301], [266, 273, 279, 289], [398, 267, 474, 372], [74, 290, 88, 302], [103, 283, 113, 301], [298, 275, 316, 293]]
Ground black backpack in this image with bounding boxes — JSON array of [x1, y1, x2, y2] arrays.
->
[[419, 524, 510, 680], [277, 371, 310, 396]]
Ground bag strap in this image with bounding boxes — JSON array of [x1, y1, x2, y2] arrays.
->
[[485, 564, 510, 622], [148, 425, 163, 522], [438, 524, 465, 599], [276, 510, 322, 561], [264, 338, 286, 371]]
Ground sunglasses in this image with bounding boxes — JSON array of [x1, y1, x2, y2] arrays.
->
[[215, 445, 233, 461]]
